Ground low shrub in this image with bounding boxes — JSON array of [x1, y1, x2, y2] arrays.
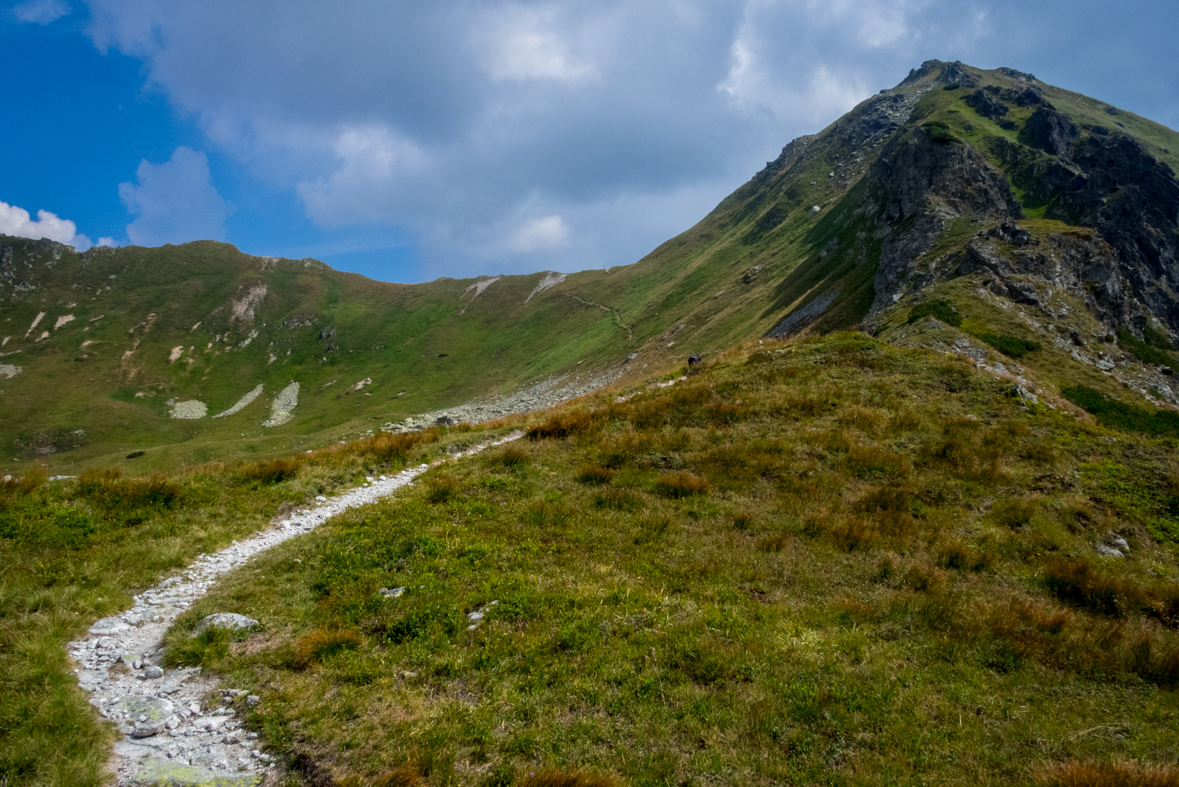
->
[[907, 299, 962, 327], [855, 487, 917, 537], [1118, 328, 1174, 367], [524, 499, 569, 528], [0, 466, 46, 497], [905, 564, 947, 593], [974, 332, 1042, 358], [757, 531, 793, 552], [634, 515, 672, 544], [732, 511, 754, 530], [653, 472, 709, 498], [1143, 326, 1176, 351], [846, 444, 910, 478], [1061, 385, 1179, 438], [371, 764, 425, 787], [923, 120, 960, 144], [293, 628, 363, 668]]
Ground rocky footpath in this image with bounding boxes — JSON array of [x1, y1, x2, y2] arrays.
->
[[68, 431, 523, 786]]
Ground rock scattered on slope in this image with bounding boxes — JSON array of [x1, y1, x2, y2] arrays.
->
[[387, 368, 620, 433], [262, 382, 299, 427], [213, 385, 264, 419], [168, 400, 208, 420]]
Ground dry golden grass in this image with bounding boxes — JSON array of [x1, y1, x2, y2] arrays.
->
[[520, 769, 621, 787], [235, 456, 301, 485], [1032, 759, 1179, 787], [652, 471, 709, 498], [292, 628, 363, 669]]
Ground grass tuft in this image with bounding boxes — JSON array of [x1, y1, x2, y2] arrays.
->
[[576, 465, 614, 484], [496, 446, 529, 468], [653, 472, 709, 498], [425, 476, 460, 503], [293, 628, 363, 669]]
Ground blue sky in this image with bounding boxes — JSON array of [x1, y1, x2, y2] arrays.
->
[[2, 1, 1177, 283]]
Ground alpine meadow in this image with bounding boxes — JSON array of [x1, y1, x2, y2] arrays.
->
[[3, 60, 1179, 787]]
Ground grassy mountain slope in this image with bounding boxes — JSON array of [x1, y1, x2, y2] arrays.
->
[[5, 61, 1179, 474], [4, 334, 1179, 786]]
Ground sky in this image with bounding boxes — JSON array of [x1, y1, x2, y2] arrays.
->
[[1, 1, 1177, 283]]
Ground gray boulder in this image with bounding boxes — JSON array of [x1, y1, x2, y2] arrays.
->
[[191, 613, 259, 638]]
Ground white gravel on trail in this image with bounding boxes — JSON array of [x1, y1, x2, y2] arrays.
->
[[68, 430, 523, 787]]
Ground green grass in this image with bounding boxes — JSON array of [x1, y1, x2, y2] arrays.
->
[[126, 334, 1179, 786]]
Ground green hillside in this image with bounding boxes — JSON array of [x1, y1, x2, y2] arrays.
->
[[6, 62, 1179, 474], [5, 334, 1179, 786]]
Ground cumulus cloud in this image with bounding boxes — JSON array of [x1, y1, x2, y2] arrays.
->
[[0, 200, 92, 249], [512, 215, 569, 252], [81, 0, 1009, 277], [118, 147, 230, 246], [13, 0, 70, 24]]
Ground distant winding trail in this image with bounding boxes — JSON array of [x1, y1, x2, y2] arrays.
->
[[68, 431, 524, 787]]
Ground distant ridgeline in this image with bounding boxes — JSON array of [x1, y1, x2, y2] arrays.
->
[[3, 59, 1179, 468]]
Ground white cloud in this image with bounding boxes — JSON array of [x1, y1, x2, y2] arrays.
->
[[79, 0, 1010, 278], [484, 7, 597, 84], [96, 236, 117, 247], [118, 146, 230, 246], [0, 200, 92, 250], [13, 0, 70, 24], [512, 215, 569, 252], [297, 126, 427, 227]]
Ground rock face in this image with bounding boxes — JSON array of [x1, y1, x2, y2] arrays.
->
[[797, 60, 1179, 348], [868, 125, 1024, 312]]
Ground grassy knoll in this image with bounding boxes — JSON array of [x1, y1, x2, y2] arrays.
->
[[119, 333, 1179, 786]]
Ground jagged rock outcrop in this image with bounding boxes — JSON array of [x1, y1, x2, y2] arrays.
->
[[868, 126, 1023, 311]]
